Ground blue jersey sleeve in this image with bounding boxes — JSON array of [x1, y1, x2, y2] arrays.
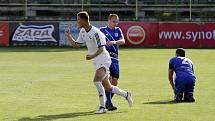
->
[[118, 27, 124, 39], [169, 58, 174, 70], [100, 27, 104, 33]]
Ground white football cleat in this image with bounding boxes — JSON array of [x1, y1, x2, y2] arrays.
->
[[95, 106, 106, 114], [126, 92, 133, 107]]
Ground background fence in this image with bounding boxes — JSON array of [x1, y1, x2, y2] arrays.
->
[[1, 0, 215, 22]]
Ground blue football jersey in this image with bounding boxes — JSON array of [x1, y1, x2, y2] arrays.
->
[[169, 56, 196, 79], [100, 26, 123, 59]]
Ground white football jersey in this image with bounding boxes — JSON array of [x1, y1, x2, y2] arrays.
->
[[76, 26, 110, 60]]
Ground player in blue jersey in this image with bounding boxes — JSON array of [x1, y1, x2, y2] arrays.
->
[[100, 14, 125, 111], [168, 48, 196, 103]]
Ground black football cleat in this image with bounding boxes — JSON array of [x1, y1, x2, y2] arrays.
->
[[106, 106, 118, 111], [174, 93, 183, 103]]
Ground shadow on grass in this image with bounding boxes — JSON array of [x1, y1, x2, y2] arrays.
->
[[18, 110, 125, 121], [143, 100, 176, 105], [18, 111, 95, 121]]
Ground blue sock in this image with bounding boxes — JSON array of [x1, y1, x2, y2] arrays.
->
[[111, 93, 114, 99], [105, 91, 113, 107]]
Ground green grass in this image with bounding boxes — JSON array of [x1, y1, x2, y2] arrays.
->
[[0, 48, 215, 121]]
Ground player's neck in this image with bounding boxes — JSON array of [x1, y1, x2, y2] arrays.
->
[[83, 23, 92, 32], [108, 25, 115, 29]]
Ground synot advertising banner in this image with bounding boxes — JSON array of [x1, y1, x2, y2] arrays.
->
[[119, 22, 159, 47], [59, 21, 107, 46], [0, 22, 9, 46], [159, 23, 201, 47], [119, 22, 215, 48], [10, 22, 59, 46], [200, 23, 215, 47]]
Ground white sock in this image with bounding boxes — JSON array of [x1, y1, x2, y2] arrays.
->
[[94, 81, 106, 107], [111, 86, 127, 98]]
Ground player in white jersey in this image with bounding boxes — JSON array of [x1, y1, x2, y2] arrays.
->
[[65, 11, 133, 114]]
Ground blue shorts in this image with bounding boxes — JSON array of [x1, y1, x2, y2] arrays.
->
[[174, 74, 196, 95], [109, 58, 120, 78]]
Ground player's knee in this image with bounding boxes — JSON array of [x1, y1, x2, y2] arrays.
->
[[94, 73, 104, 81], [111, 79, 118, 86], [94, 75, 101, 82], [95, 68, 106, 80], [107, 86, 113, 91], [103, 84, 112, 91]]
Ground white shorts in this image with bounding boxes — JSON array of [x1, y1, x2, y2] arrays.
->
[[93, 53, 111, 77]]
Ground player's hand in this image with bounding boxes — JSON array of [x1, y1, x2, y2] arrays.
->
[[65, 28, 71, 36], [86, 54, 93, 60], [106, 41, 114, 46]]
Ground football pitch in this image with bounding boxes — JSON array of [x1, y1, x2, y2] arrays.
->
[[0, 48, 215, 121]]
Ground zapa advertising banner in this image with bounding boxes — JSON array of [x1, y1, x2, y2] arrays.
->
[[10, 22, 59, 46]]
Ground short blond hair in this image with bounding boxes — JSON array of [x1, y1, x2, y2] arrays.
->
[[108, 14, 119, 20]]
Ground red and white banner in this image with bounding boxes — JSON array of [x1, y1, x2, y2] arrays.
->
[[1, 21, 214, 47], [200, 23, 215, 47], [159, 23, 201, 47], [119, 22, 159, 47], [119, 22, 215, 48], [0, 22, 9, 46]]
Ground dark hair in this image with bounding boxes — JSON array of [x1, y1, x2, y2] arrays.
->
[[77, 11, 89, 21], [176, 48, 185, 57], [108, 14, 119, 20]]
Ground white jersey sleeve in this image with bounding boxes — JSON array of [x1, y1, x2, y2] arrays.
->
[[94, 29, 106, 47], [76, 29, 85, 44]]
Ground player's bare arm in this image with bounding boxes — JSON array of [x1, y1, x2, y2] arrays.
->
[[86, 46, 104, 60], [65, 28, 81, 48], [168, 69, 175, 91], [106, 37, 125, 46]]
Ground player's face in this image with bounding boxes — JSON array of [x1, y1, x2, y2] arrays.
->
[[77, 16, 84, 28], [108, 16, 119, 28]]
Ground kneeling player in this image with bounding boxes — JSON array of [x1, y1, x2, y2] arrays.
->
[[168, 48, 196, 103]]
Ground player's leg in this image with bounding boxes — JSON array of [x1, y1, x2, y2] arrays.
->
[[105, 64, 114, 109], [105, 76, 119, 111], [184, 78, 195, 102], [174, 77, 186, 103], [110, 59, 120, 86], [101, 68, 133, 107], [110, 62, 120, 99], [110, 75, 119, 97], [105, 62, 119, 111], [111, 77, 118, 86], [93, 67, 107, 114], [110, 77, 118, 99]]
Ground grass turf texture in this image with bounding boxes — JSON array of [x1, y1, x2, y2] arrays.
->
[[0, 48, 215, 121]]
